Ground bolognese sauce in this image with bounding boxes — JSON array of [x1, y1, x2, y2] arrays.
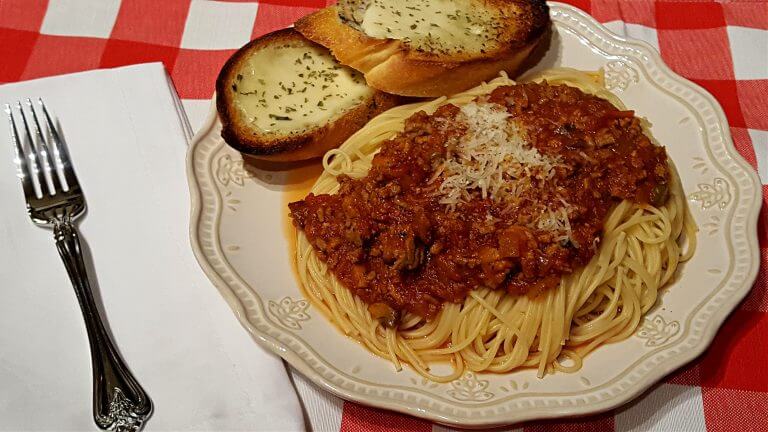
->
[[289, 83, 669, 321]]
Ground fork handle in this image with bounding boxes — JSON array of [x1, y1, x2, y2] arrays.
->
[[54, 220, 153, 431]]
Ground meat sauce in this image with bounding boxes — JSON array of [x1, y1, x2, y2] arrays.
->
[[289, 83, 668, 321]]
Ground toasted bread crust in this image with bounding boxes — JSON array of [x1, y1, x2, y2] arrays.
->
[[216, 28, 400, 162], [295, 1, 550, 97]]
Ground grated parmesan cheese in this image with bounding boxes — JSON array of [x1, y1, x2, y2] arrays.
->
[[535, 206, 576, 245], [432, 101, 577, 244]]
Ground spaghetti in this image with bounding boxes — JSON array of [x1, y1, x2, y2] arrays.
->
[[292, 69, 697, 382]]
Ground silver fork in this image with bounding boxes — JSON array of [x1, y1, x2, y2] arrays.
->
[[6, 100, 152, 431]]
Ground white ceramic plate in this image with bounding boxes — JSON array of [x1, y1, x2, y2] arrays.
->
[[187, 3, 761, 428]]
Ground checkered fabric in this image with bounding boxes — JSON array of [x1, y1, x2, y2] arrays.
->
[[1, 1, 766, 431]]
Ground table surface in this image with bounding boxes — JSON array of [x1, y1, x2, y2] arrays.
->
[[1, 1, 766, 431]]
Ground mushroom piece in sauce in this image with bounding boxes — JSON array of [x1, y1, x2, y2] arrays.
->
[[368, 302, 400, 328]]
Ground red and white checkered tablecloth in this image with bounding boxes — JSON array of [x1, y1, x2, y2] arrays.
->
[[2, 1, 766, 431]]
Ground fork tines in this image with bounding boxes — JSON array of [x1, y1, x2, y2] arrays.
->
[[5, 99, 72, 198]]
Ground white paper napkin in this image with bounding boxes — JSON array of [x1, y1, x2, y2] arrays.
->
[[0, 63, 305, 431]]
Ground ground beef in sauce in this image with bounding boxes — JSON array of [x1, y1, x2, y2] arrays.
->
[[289, 83, 669, 320]]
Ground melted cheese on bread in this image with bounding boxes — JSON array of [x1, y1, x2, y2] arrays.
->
[[358, 0, 503, 55], [231, 43, 373, 134]]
